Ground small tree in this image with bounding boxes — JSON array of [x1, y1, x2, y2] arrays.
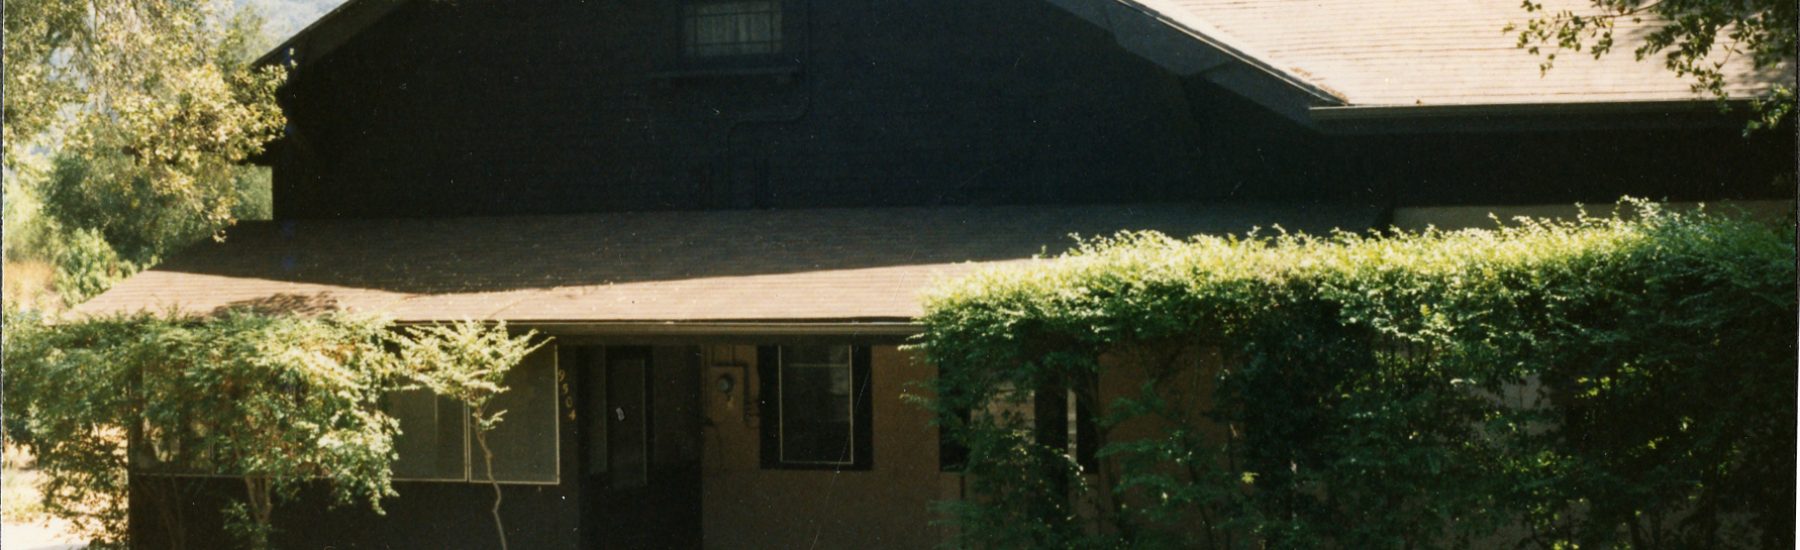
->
[[4, 311, 404, 549], [389, 320, 546, 550], [170, 313, 404, 549], [2, 308, 138, 548], [3, 311, 544, 549]]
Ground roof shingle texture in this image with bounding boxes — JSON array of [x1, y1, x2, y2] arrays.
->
[[1134, 0, 1791, 106], [72, 204, 1378, 323]]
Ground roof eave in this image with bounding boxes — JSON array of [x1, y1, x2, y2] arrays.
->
[[504, 320, 923, 336], [1309, 98, 1756, 134], [1044, 0, 1345, 126]]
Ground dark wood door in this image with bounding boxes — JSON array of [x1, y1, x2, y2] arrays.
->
[[581, 346, 702, 549]]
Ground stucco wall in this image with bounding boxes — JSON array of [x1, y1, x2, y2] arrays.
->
[[698, 344, 959, 549]]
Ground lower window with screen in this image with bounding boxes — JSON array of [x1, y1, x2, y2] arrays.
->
[[381, 345, 561, 483], [758, 345, 873, 470]]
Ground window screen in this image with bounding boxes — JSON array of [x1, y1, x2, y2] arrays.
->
[[682, 1, 782, 58], [385, 345, 560, 484], [384, 389, 469, 481], [759, 345, 872, 470], [478, 347, 561, 483], [136, 346, 561, 485]]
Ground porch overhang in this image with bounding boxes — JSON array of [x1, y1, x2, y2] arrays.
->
[[70, 203, 1382, 327]]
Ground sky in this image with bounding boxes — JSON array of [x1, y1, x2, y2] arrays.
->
[[239, 0, 349, 42]]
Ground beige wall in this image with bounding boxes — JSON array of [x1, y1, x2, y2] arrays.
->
[[1390, 199, 1793, 232], [699, 345, 959, 549], [1095, 345, 1226, 446], [1082, 345, 1227, 538]]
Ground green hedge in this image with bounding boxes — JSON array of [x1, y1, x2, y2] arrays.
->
[[914, 201, 1795, 549]]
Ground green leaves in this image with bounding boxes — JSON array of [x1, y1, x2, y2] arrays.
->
[[914, 200, 1794, 548], [6, 0, 288, 307], [2, 311, 546, 548], [1506, 0, 1797, 131]]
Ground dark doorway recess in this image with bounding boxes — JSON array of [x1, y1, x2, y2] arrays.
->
[[579, 346, 704, 549]]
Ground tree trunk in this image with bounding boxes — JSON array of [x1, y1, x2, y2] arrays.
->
[[475, 409, 509, 550], [241, 476, 274, 550]]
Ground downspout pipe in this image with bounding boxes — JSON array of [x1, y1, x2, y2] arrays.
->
[[721, 0, 816, 209]]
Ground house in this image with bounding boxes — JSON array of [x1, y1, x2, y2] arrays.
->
[[75, 0, 1793, 547]]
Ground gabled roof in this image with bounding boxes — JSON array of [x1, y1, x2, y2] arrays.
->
[[70, 204, 1379, 325], [262, 0, 1791, 128]]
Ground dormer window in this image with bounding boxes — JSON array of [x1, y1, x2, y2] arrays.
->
[[682, 1, 783, 58]]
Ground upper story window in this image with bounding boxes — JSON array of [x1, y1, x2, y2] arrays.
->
[[682, 1, 783, 58]]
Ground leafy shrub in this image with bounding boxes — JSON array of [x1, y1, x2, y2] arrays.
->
[[914, 200, 1795, 549], [51, 227, 137, 307], [3, 310, 544, 549]]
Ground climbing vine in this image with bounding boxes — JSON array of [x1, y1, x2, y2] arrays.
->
[[915, 200, 1795, 549]]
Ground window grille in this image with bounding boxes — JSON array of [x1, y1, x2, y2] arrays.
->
[[683, 1, 782, 58]]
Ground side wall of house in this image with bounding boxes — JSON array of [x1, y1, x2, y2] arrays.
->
[[697, 344, 958, 549]]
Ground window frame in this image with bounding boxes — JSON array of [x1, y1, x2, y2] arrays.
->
[[469, 347, 563, 485], [670, 0, 799, 73], [680, 0, 785, 59], [758, 345, 874, 471], [937, 377, 1097, 473], [385, 346, 563, 485], [382, 389, 474, 482]]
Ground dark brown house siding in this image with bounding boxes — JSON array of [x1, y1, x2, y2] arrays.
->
[[1169, 80, 1796, 208], [271, 0, 1215, 218]]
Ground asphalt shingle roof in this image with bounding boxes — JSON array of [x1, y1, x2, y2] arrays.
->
[[71, 204, 1379, 323], [1126, 0, 1791, 106]]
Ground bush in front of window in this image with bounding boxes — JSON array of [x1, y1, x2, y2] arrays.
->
[[2, 309, 546, 550], [914, 199, 1796, 549], [388, 320, 547, 550]]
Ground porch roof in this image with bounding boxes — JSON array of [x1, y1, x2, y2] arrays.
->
[[71, 203, 1379, 324]]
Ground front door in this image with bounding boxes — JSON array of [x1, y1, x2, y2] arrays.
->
[[580, 346, 702, 549]]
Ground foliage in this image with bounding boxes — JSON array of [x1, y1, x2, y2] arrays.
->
[[388, 320, 548, 550], [1, 308, 134, 548], [3, 311, 393, 549], [4, 0, 286, 305], [2, 310, 545, 549], [3, 0, 286, 168], [914, 200, 1796, 549], [51, 228, 138, 307], [1506, 0, 1797, 132], [3, 155, 61, 264]]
